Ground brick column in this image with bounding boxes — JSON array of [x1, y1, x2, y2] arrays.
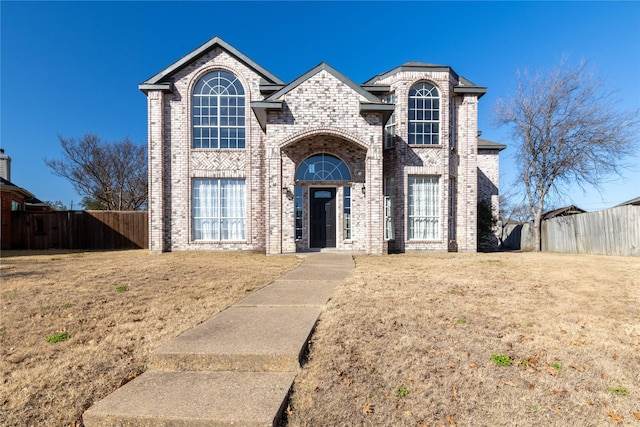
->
[[366, 146, 384, 255], [148, 91, 165, 253], [281, 155, 296, 253], [265, 147, 282, 254], [456, 94, 478, 252]]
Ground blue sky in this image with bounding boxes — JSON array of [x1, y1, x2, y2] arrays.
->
[[2, 1, 639, 211]]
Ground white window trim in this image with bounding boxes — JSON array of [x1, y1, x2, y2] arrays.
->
[[192, 178, 247, 242], [408, 82, 441, 146], [383, 93, 396, 149], [343, 186, 351, 240], [192, 70, 246, 149], [407, 175, 440, 240]]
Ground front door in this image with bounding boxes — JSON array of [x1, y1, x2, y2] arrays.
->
[[310, 188, 336, 248]]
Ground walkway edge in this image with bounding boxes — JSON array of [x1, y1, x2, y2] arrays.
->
[[83, 253, 355, 426]]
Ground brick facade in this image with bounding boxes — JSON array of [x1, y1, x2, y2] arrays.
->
[[478, 139, 506, 250], [140, 37, 503, 255]]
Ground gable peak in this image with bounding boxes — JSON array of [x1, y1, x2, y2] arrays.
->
[[139, 35, 284, 90]]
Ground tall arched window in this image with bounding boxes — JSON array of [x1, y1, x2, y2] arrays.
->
[[408, 82, 440, 145], [192, 70, 245, 149], [295, 153, 352, 181]]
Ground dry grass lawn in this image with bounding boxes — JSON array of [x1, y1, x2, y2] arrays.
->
[[2, 250, 639, 427], [0, 250, 302, 426], [287, 252, 640, 427]]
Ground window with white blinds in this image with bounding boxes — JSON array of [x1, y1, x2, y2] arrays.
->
[[343, 186, 351, 239], [408, 175, 440, 240], [384, 176, 395, 240], [192, 178, 246, 241]]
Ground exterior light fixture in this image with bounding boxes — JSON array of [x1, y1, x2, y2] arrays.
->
[[282, 186, 294, 200]]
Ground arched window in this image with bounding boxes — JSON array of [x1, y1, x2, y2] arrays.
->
[[295, 153, 352, 181], [408, 82, 440, 145], [192, 70, 245, 149]]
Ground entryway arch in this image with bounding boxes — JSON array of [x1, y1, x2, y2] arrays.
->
[[276, 130, 377, 254], [294, 153, 353, 248]]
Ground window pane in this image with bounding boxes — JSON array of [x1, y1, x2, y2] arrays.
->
[[192, 178, 245, 241], [343, 186, 351, 240], [192, 71, 245, 149], [384, 176, 395, 240], [295, 186, 303, 240], [408, 81, 440, 145], [408, 176, 440, 240], [295, 153, 352, 181]]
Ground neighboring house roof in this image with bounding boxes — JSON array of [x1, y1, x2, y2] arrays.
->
[[615, 196, 640, 207], [364, 62, 487, 98], [0, 176, 35, 199], [138, 36, 285, 93], [25, 197, 52, 211], [0, 177, 52, 211], [541, 205, 586, 220], [478, 138, 507, 152]]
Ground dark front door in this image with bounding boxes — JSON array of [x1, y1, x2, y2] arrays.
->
[[310, 188, 336, 248]]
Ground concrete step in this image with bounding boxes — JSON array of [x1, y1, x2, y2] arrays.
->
[[82, 370, 297, 427], [83, 253, 355, 427], [236, 278, 342, 307], [149, 306, 322, 372]]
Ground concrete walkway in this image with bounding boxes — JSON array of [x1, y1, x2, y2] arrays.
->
[[83, 252, 354, 427]]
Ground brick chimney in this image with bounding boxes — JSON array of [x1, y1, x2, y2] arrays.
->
[[0, 149, 10, 181]]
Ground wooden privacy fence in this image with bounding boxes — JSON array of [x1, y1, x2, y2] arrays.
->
[[10, 210, 148, 250], [542, 205, 639, 256], [501, 205, 639, 256]]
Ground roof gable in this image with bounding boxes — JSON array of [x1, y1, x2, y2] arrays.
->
[[478, 138, 506, 152], [365, 62, 487, 98], [541, 205, 586, 220], [615, 196, 640, 207], [251, 62, 393, 131], [0, 177, 35, 199], [265, 62, 380, 103], [365, 62, 452, 84], [139, 36, 284, 93]]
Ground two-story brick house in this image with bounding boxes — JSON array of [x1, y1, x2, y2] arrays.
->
[[139, 36, 503, 255]]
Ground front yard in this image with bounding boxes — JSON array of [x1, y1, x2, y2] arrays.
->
[[286, 252, 639, 426], [1, 250, 638, 426], [0, 250, 302, 426]]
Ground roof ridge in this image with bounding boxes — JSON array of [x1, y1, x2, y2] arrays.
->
[[140, 36, 284, 87], [265, 62, 381, 103]]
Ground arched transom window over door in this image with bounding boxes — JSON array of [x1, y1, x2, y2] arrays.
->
[[408, 82, 440, 145], [295, 153, 352, 181], [192, 70, 245, 149]]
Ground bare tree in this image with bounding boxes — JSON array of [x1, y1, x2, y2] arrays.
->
[[495, 59, 639, 251], [499, 194, 532, 225], [45, 134, 148, 210]]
